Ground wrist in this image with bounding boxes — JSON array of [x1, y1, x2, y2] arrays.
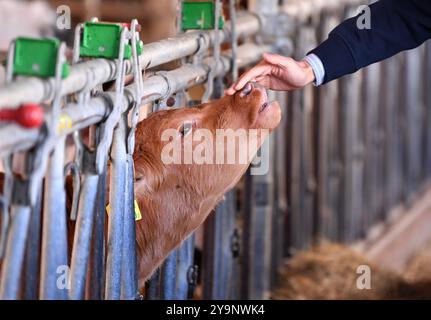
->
[[299, 59, 316, 85]]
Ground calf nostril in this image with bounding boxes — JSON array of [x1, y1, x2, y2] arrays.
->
[[240, 82, 253, 97]]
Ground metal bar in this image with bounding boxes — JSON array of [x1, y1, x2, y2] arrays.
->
[[0, 13, 261, 108], [88, 169, 107, 300], [105, 116, 128, 300], [381, 56, 402, 210], [175, 235, 195, 300], [362, 62, 382, 233], [315, 12, 341, 241], [23, 187, 43, 300], [120, 156, 138, 300], [337, 6, 364, 242], [69, 173, 99, 299], [202, 190, 239, 300], [403, 48, 422, 201], [287, 24, 316, 250], [202, 63, 240, 299], [241, 92, 276, 299], [145, 269, 161, 300], [0, 43, 270, 157], [0, 205, 31, 299], [271, 91, 288, 287], [120, 19, 143, 300], [424, 42, 431, 181], [288, 87, 302, 249], [160, 250, 177, 300], [39, 136, 68, 300]]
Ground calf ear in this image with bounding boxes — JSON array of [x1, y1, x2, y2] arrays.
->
[[134, 151, 165, 193]]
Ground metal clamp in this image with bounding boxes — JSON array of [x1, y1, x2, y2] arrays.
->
[[95, 26, 129, 174], [63, 160, 81, 221]]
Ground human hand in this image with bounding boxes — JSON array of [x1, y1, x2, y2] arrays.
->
[[225, 53, 315, 95]]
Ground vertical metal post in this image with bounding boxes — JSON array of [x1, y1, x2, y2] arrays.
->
[[23, 187, 43, 299], [241, 129, 275, 299], [39, 136, 69, 300], [105, 116, 128, 300], [145, 269, 161, 300], [423, 42, 431, 182], [287, 24, 316, 250], [315, 11, 341, 241], [175, 235, 196, 299], [362, 61, 382, 232], [121, 19, 143, 301], [337, 6, 364, 242], [88, 168, 107, 300], [69, 173, 99, 299], [0, 204, 31, 299], [203, 190, 239, 299], [270, 91, 288, 287], [404, 48, 423, 201], [120, 155, 138, 300], [201, 0, 241, 297], [380, 55, 402, 218], [160, 250, 178, 300]]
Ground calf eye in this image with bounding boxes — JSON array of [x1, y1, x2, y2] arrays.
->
[[178, 121, 194, 137]]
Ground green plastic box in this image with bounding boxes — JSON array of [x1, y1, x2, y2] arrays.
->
[[182, 1, 225, 30], [80, 22, 143, 60], [13, 37, 70, 78]]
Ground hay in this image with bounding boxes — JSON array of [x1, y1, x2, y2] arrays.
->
[[272, 242, 431, 300]]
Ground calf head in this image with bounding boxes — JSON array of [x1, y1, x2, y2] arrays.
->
[[133, 84, 281, 286]]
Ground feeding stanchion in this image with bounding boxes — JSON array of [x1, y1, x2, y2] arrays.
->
[[69, 19, 144, 300], [0, 37, 69, 300]]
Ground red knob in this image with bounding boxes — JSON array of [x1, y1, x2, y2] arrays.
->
[[0, 103, 44, 128]]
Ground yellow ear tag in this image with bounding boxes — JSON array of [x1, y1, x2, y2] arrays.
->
[[106, 200, 142, 221], [133, 200, 142, 221]]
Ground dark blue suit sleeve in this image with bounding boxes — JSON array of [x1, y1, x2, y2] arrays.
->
[[310, 0, 431, 84]]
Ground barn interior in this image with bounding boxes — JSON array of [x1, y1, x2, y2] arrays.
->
[[0, 0, 431, 301]]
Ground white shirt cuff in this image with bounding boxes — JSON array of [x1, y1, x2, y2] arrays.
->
[[304, 53, 325, 86]]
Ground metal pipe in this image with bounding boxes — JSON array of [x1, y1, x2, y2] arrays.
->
[[0, 13, 261, 108], [0, 205, 31, 299], [23, 188, 43, 299], [175, 235, 195, 300], [105, 116, 128, 300], [0, 43, 270, 157], [39, 136, 69, 300], [88, 168, 107, 300], [160, 250, 177, 300], [120, 156, 138, 300], [145, 269, 161, 300], [69, 174, 99, 300], [203, 190, 238, 299]]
